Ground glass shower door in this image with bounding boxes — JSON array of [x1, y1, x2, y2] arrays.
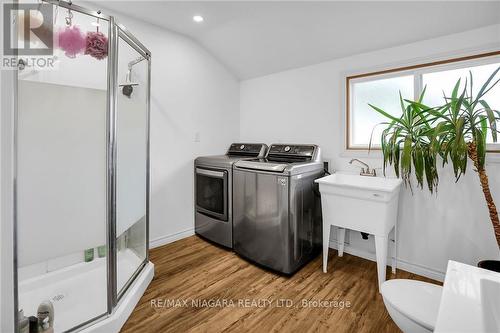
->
[[16, 5, 110, 332], [13, 2, 152, 331], [115, 29, 150, 298]]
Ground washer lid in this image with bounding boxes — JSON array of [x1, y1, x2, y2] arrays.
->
[[234, 160, 288, 172], [381, 279, 443, 330]]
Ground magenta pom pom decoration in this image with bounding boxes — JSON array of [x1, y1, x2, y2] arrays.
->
[[85, 31, 108, 60], [58, 26, 86, 58]]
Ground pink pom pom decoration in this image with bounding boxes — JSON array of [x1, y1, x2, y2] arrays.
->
[[58, 26, 86, 58], [85, 31, 108, 60]]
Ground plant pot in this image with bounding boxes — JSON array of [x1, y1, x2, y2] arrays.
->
[[477, 260, 500, 273]]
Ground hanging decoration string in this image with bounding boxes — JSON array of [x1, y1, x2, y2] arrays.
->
[[65, 8, 73, 26], [53, 0, 59, 26]]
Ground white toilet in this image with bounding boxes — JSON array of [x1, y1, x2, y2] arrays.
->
[[381, 279, 443, 333]]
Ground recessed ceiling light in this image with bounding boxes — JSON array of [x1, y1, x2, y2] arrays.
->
[[193, 15, 204, 23]]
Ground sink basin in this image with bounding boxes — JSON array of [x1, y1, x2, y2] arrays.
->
[[316, 173, 402, 194], [316, 174, 402, 205]]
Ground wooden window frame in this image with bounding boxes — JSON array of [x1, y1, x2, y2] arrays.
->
[[346, 50, 500, 152]]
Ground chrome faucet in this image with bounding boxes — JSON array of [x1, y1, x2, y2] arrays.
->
[[349, 159, 377, 177]]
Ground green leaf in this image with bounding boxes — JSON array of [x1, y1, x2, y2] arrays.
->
[[469, 70, 473, 104], [369, 104, 407, 126], [479, 100, 497, 142], [399, 91, 406, 117], [452, 78, 461, 101], [413, 144, 424, 189], [424, 150, 438, 193], [401, 135, 412, 185], [476, 127, 486, 169], [455, 117, 465, 147], [474, 66, 500, 105], [418, 85, 427, 103], [369, 122, 392, 152], [394, 143, 400, 178]]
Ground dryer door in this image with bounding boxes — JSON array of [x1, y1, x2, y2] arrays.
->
[[195, 167, 228, 221]]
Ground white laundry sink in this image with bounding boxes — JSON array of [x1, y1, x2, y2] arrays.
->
[[315, 173, 403, 290], [324, 172, 401, 189], [315, 173, 402, 234]]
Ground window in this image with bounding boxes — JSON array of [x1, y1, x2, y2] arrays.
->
[[346, 52, 500, 151]]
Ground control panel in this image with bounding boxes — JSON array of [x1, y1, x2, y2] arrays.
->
[[227, 143, 267, 156], [268, 144, 315, 157]]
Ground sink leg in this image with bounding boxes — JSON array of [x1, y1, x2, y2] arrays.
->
[[391, 237, 397, 274], [374, 235, 388, 292], [337, 227, 345, 257], [323, 224, 331, 273]]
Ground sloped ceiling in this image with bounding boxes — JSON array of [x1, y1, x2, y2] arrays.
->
[[98, 1, 500, 79]]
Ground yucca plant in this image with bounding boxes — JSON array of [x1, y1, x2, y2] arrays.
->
[[370, 67, 500, 248], [428, 67, 500, 248]]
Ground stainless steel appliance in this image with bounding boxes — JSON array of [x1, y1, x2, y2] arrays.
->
[[233, 144, 324, 274], [195, 143, 268, 248]]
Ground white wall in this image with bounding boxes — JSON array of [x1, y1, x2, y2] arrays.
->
[[99, 9, 240, 246], [240, 24, 500, 280]]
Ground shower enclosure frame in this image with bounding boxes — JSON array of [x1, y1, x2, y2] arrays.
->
[[11, 1, 152, 332]]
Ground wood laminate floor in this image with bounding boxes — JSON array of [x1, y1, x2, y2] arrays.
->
[[121, 236, 439, 333]]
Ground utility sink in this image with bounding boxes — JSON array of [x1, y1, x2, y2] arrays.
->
[[315, 173, 403, 290], [316, 173, 402, 201]]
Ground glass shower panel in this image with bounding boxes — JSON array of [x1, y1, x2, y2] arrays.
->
[[115, 33, 148, 296], [16, 6, 109, 332]]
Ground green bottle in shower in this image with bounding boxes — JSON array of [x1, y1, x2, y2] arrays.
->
[[84, 248, 94, 262], [97, 245, 107, 258]]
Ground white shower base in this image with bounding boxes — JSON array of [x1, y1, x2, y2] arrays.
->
[[19, 249, 153, 333]]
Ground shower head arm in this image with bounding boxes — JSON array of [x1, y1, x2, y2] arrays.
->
[[128, 56, 145, 70]]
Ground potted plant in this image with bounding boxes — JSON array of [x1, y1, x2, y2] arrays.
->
[[369, 67, 500, 271]]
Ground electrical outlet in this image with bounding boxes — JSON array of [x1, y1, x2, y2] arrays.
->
[[323, 158, 331, 173]]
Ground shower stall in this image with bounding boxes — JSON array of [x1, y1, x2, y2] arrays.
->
[[12, 1, 153, 332]]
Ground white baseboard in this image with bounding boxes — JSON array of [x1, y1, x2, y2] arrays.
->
[[329, 241, 445, 282], [150, 228, 195, 249]]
